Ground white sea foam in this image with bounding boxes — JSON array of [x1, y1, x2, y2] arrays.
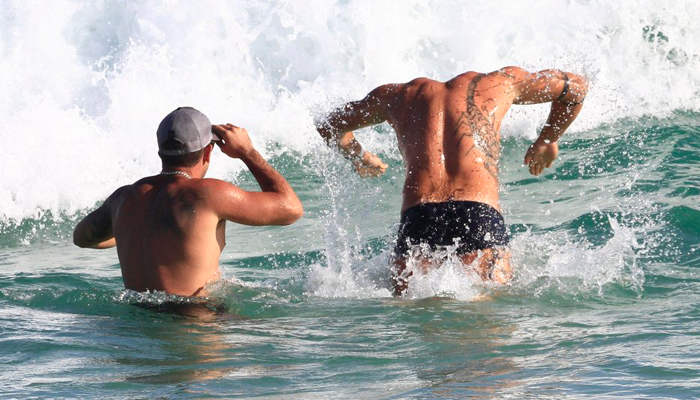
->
[[511, 216, 646, 296], [306, 215, 645, 300], [2, 0, 699, 220]]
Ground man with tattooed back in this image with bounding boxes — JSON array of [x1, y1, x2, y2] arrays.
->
[[316, 67, 588, 295]]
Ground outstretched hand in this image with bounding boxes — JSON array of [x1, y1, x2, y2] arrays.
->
[[524, 139, 559, 176], [212, 124, 255, 159], [354, 151, 388, 177]]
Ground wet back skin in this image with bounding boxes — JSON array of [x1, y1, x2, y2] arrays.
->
[[74, 124, 304, 298], [383, 72, 514, 288], [387, 71, 512, 212], [113, 176, 225, 296], [319, 67, 588, 292]]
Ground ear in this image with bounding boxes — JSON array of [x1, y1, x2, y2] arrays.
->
[[202, 144, 213, 164]]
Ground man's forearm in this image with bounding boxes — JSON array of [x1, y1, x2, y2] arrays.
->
[[317, 120, 364, 159], [240, 149, 294, 194], [337, 131, 365, 160], [537, 101, 584, 143], [92, 238, 117, 249], [537, 72, 588, 143]]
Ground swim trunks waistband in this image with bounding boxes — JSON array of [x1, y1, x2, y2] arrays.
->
[[394, 200, 509, 257]]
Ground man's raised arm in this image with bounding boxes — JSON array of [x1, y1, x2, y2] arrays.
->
[[505, 67, 589, 176], [316, 85, 396, 177], [209, 124, 303, 226]]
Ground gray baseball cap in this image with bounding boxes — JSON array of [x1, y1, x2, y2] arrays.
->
[[156, 107, 219, 156]]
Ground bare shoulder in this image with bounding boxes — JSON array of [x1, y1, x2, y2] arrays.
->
[[468, 67, 529, 88], [451, 70, 481, 80], [405, 77, 432, 86], [446, 67, 529, 87], [456, 67, 530, 89], [446, 71, 482, 86], [198, 177, 238, 189], [367, 82, 403, 101], [196, 178, 245, 200], [150, 179, 241, 216], [398, 77, 450, 97], [493, 66, 529, 80], [105, 184, 133, 205]]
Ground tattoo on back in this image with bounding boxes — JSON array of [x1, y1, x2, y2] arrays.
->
[[451, 74, 501, 182], [156, 187, 209, 239]]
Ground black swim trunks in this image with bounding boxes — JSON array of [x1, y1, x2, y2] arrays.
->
[[393, 201, 509, 258]]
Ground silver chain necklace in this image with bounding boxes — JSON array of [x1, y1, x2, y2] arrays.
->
[[159, 170, 192, 179]]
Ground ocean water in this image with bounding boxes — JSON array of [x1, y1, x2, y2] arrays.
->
[[2, 0, 700, 397]]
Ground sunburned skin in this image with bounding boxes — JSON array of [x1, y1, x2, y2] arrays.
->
[[74, 123, 304, 297], [113, 176, 227, 297], [384, 71, 513, 212]]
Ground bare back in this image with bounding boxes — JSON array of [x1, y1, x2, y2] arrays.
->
[[318, 67, 588, 214], [317, 66, 588, 292], [384, 72, 515, 212], [73, 124, 303, 298], [112, 176, 225, 296]]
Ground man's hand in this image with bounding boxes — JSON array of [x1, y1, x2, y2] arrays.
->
[[524, 139, 558, 176], [213, 124, 255, 159], [209, 123, 303, 226], [353, 151, 388, 177]]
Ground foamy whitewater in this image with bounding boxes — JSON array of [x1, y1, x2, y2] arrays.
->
[[2, 1, 700, 397], [2, 0, 699, 219]]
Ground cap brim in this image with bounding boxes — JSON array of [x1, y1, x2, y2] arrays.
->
[[210, 128, 222, 142]]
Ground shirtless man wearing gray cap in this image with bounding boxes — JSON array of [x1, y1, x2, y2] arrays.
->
[[74, 107, 303, 297]]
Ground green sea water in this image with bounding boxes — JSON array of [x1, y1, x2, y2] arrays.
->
[[1, 113, 699, 398]]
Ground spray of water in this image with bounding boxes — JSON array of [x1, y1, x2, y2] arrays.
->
[[2, 0, 699, 220], [3, 0, 695, 300]]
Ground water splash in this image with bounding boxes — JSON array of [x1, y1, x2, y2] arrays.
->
[[307, 212, 647, 301], [512, 216, 645, 297], [3, 0, 700, 221], [399, 244, 485, 301], [304, 147, 394, 299]]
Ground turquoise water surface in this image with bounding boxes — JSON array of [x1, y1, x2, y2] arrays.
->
[[3, 0, 700, 397], [2, 114, 699, 397]]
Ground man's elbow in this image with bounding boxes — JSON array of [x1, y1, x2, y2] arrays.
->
[[316, 124, 337, 147], [569, 73, 590, 99], [73, 228, 90, 248], [278, 199, 304, 225]]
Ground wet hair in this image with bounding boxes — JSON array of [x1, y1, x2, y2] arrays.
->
[[158, 139, 204, 168]]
